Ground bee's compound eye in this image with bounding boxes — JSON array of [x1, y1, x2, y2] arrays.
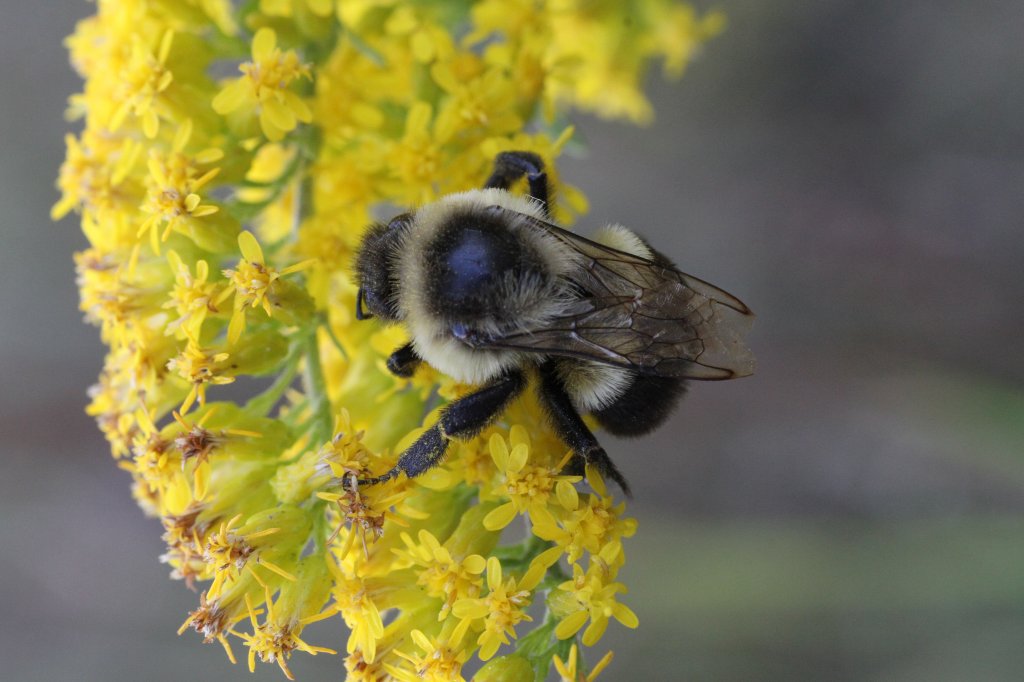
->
[[362, 287, 386, 315]]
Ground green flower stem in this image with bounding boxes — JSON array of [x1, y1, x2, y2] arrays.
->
[[302, 320, 333, 446], [291, 137, 334, 446], [244, 339, 303, 416]]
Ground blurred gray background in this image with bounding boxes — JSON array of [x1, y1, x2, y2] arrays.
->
[[4, 1, 1024, 680]]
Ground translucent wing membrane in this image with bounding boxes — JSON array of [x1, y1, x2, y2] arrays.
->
[[471, 210, 756, 380]]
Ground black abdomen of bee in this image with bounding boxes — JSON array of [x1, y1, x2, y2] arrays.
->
[[592, 372, 688, 437]]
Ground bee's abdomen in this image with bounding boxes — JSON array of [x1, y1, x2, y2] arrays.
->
[[591, 372, 688, 436]]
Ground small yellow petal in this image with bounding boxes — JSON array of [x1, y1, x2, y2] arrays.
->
[[193, 167, 221, 189], [410, 629, 432, 653], [486, 556, 502, 591], [259, 109, 286, 142], [556, 479, 579, 511], [284, 91, 312, 122], [582, 615, 609, 647], [262, 96, 296, 131], [157, 70, 174, 92], [228, 308, 245, 343], [173, 119, 193, 153], [489, 433, 509, 471], [507, 443, 528, 473], [195, 148, 224, 164], [483, 502, 517, 531], [462, 554, 486, 574], [252, 27, 276, 61], [554, 610, 588, 640], [147, 156, 168, 187], [613, 603, 639, 629], [166, 249, 184, 273], [591, 651, 615, 679], [191, 205, 219, 217], [478, 636, 502, 662], [452, 600, 488, 620], [212, 79, 248, 114], [142, 111, 159, 138], [157, 29, 174, 63], [237, 230, 263, 263]]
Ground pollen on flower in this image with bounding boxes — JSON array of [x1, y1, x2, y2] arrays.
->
[[164, 250, 219, 339], [388, 629, 469, 682], [110, 30, 175, 138], [220, 230, 314, 342], [393, 529, 486, 620], [451, 556, 547, 661], [484, 426, 581, 531], [137, 119, 222, 254], [551, 558, 639, 647], [52, 130, 140, 222], [167, 342, 236, 415]]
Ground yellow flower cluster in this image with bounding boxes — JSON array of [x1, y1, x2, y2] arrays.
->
[[58, 1, 720, 679]]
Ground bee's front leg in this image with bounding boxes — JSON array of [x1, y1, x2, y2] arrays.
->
[[358, 369, 527, 486], [484, 151, 551, 218], [386, 342, 422, 378], [537, 361, 632, 497]]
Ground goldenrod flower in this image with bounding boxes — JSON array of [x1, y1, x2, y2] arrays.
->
[[212, 27, 313, 142], [387, 629, 471, 682], [237, 556, 337, 680], [393, 529, 487, 619], [551, 557, 640, 646], [220, 230, 314, 343], [137, 119, 223, 254], [166, 341, 235, 415], [109, 30, 175, 138], [483, 426, 582, 531], [451, 555, 548, 661], [531, 474, 638, 566], [60, 0, 720, 677]]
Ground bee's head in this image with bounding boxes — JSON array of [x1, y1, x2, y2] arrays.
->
[[354, 213, 412, 322]]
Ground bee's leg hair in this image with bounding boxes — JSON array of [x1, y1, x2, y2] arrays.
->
[[484, 151, 551, 217], [386, 342, 422, 378], [537, 361, 632, 498], [357, 369, 527, 486]]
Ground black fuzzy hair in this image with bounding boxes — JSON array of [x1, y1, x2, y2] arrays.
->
[[354, 215, 411, 321]]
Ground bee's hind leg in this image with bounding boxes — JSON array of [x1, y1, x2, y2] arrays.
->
[[484, 151, 551, 218], [357, 369, 527, 487], [536, 362, 632, 498]]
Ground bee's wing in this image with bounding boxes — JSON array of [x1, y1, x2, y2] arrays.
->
[[475, 213, 756, 379]]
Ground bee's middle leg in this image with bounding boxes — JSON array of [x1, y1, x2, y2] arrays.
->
[[536, 361, 632, 497], [358, 369, 527, 486]]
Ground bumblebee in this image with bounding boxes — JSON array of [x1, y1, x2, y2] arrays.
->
[[354, 151, 754, 495]]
